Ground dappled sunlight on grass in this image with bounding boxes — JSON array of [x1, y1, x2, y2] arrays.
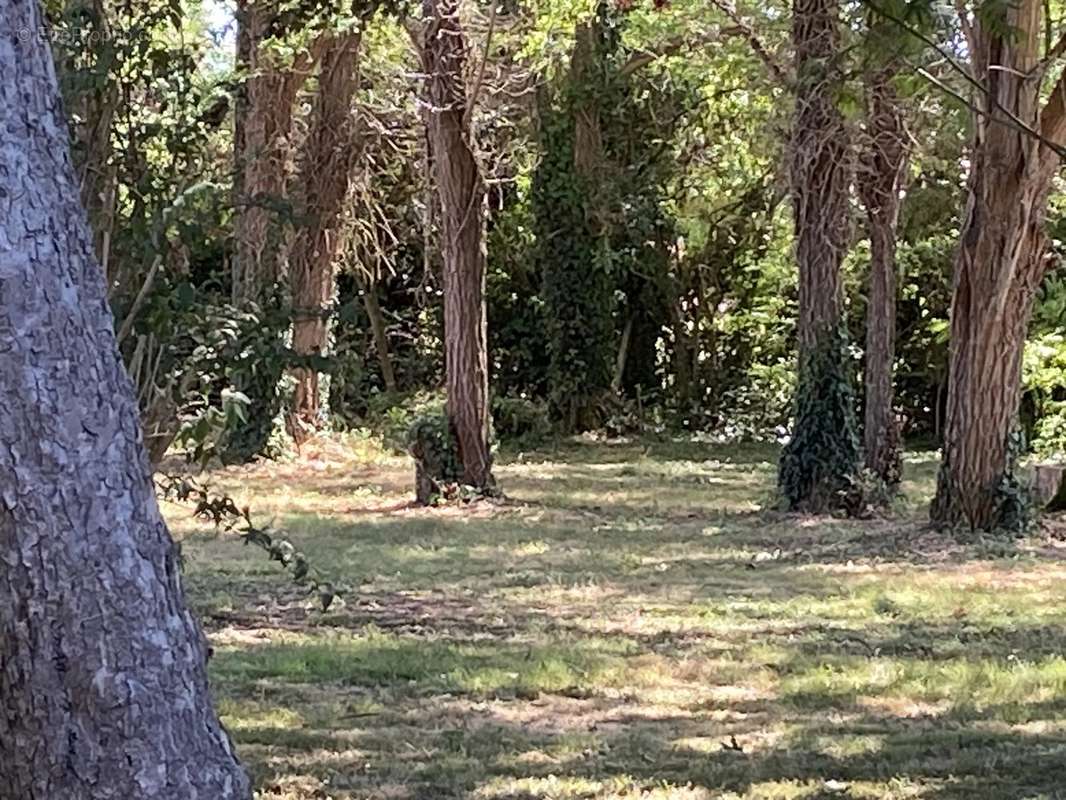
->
[[165, 437, 1066, 798]]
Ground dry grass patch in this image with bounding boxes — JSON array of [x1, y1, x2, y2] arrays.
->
[[165, 437, 1066, 799]]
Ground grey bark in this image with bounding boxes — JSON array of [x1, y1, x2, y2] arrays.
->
[[0, 3, 250, 797]]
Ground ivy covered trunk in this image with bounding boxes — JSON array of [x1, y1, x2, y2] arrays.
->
[[931, 4, 1066, 529], [421, 0, 495, 493], [288, 31, 362, 444], [537, 10, 617, 432], [777, 0, 860, 512], [859, 66, 905, 488], [0, 3, 249, 795]]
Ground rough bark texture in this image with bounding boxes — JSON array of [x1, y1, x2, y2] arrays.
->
[[789, 0, 850, 352], [233, 0, 252, 239], [859, 67, 906, 487], [0, 3, 250, 797], [777, 0, 860, 511], [232, 3, 318, 303], [420, 0, 495, 493], [571, 20, 606, 206], [288, 32, 362, 443], [930, 4, 1066, 529]]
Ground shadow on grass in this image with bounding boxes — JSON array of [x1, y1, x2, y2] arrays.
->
[[178, 442, 1066, 799], [220, 651, 1066, 799]]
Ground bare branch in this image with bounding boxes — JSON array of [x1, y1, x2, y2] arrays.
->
[[463, 0, 497, 131], [116, 253, 164, 347], [915, 65, 1066, 158], [864, 0, 1066, 158], [708, 0, 789, 86]]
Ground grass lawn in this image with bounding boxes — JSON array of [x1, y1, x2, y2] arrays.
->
[[164, 437, 1066, 799]]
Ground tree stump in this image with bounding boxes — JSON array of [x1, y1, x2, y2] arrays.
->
[[1029, 463, 1066, 512]]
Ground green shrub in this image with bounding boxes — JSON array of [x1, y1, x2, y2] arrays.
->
[[406, 412, 463, 505], [1023, 334, 1066, 458], [492, 396, 551, 446], [366, 390, 447, 454]]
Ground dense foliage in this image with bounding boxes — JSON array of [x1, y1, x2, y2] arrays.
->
[[52, 0, 1066, 492]]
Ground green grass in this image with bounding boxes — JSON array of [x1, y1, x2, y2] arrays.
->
[[165, 438, 1066, 799]]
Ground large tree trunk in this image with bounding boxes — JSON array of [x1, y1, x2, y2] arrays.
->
[[420, 0, 495, 493], [536, 8, 623, 433], [232, 3, 318, 303], [777, 0, 860, 512], [859, 66, 906, 487], [229, 6, 322, 460], [0, 3, 249, 796], [789, 0, 850, 353], [930, 5, 1066, 529], [288, 31, 362, 444]]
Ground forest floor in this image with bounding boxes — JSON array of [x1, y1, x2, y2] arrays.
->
[[164, 437, 1066, 800]]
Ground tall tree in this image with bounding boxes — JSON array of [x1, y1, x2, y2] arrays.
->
[[931, 4, 1066, 529], [0, 1, 249, 796], [859, 62, 907, 488], [288, 30, 363, 443], [419, 0, 496, 493], [232, 1, 320, 303], [777, 0, 861, 511], [229, 2, 325, 461]]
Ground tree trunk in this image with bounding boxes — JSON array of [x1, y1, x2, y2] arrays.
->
[[232, 4, 318, 303], [0, 3, 249, 796], [789, 0, 850, 353], [288, 31, 362, 444], [859, 66, 906, 487], [420, 0, 495, 493], [233, 0, 251, 249], [931, 4, 1066, 529], [361, 278, 398, 392], [777, 0, 860, 512], [65, 0, 119, 266], [612, 315, 634, 394]]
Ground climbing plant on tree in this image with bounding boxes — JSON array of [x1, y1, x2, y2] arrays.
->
[[535, 1, 690, 431], [857, 10, 911, 492], [777, 0, 862, 512], [534, 4, 622, 432]]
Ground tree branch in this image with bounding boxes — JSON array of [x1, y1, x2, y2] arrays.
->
[[708, 0, 789, 86], [463, 0, 497, 131], [1039, 67, 1066, 171], [619, 27, 737, 77], [864, 0, 1066, 158]]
